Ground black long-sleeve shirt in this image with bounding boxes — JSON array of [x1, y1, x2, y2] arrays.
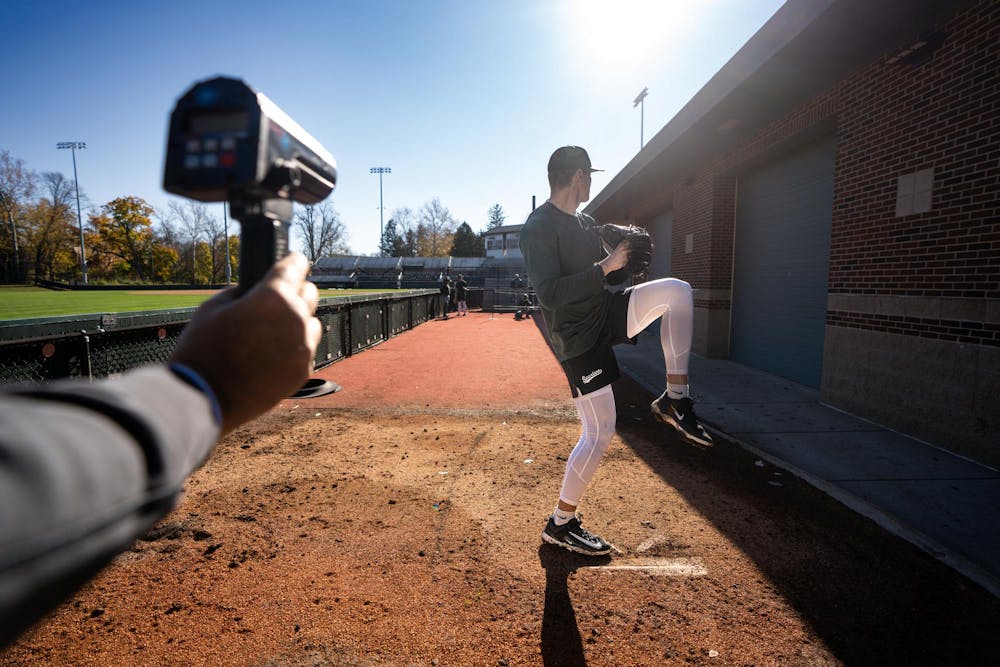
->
[[519, 202, 611, 361]]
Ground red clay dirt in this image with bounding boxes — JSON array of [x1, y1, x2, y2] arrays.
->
[[2, 311, 998, 666]]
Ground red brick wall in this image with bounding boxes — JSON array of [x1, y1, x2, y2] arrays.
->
[[671, 82, 840, 298], [827, 310, 999, 346], [829, 0, 999, 298], [709, 176, 737, 293], [669, 174, 737, 295], [717, 93, 840, 174], [673, 0, 998, 344], [671, 176, 710, 288]]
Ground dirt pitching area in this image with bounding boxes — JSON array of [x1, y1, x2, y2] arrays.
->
[[3, 313, 998, 666]]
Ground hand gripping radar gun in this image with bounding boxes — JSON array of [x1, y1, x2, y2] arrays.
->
[[163, 76, 336, 291], [163, 76, 340, 398]]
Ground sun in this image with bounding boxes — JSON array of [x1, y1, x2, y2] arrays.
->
[[567, 0, 699, 77]]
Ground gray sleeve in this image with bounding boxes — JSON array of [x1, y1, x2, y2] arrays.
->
[[0, 365, 221, 644]]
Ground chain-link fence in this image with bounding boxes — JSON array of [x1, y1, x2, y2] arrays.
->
[[0, 290, 440, 386], [481, 288, 538, 312]]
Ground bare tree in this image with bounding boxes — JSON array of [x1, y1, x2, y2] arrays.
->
[[0, 151, 37, 281], [380, 206, 415, 257], [40, 172, 75, 211], [418, 197, 457, 256], [384, 207, 419, 256], [201, 208, 226, 282], [28, 172, 78, 280], [154, 209, 182, 249], [390, 207, 416, 234], [167, 200, 212, 283], [293, 200, 349, 263]]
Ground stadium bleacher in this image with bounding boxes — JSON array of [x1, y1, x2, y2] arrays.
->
[[312, 256, 512, 290]]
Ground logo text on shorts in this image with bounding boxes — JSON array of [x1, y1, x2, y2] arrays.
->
[[581, 369, 603, 384]]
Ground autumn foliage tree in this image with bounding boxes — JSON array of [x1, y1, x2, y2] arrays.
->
[[86, 196, 158, 281], [1, 149, 238, 284]]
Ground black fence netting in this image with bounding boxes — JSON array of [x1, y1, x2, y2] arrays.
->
[[0, 290, 441, 386], [1, 333, 89, 384], [0, 309, 195, 385], [481, 288, 538, 312], [315, 305, 348, 367]]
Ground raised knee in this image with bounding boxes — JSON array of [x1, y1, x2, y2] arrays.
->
[[664, 278, 692, 305], [669, 277, 691, 293]]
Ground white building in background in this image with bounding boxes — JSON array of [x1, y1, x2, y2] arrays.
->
[[483, 224, 523, 259]]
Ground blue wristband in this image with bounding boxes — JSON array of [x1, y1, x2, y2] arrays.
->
[[169, 363, 223, 426]]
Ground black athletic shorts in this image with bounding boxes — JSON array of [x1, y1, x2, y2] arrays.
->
[[559, 290, 633, 397]]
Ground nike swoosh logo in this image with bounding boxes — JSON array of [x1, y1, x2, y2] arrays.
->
[[569, 530, 604, 550]]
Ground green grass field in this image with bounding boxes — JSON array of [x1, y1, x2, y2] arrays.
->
[[0, 286, 214, 320], [0, 286, 393, 320]]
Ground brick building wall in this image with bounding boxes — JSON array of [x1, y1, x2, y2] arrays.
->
[[831, 4, 998, 302], [653, 0, 998, 464], [671, 175, 714, 288], [666, 174, 737, 356], [822, 0, 999, 464]]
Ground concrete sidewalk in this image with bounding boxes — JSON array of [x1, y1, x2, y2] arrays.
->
[[615, 323, 1000, 599]]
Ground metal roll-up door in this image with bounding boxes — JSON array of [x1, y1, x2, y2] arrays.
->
[[731, 137, 835, 387], [648, 210, 673, 281]]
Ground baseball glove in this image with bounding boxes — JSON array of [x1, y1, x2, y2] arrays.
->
[[597, 223, 653, 278]]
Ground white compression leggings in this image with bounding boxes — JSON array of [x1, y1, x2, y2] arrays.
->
[[626, 277, 693, 376], [558, 278, 694, 507], [559, 385, 617, 506]]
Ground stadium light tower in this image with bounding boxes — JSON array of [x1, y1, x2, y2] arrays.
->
[[223, 201, 232, 284], [57, 141, 88, 284], [633, 87, 648, 149], [370, 167, 391, 255]]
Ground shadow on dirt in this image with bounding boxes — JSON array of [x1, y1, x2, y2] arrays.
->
[[538, 545, 611, 667], [607, 377, 1000, 665], [525, 311, 999, 663]]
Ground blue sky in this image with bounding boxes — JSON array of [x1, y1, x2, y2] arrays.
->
[[1, 0, 784, 255]]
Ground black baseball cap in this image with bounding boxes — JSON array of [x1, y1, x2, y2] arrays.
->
[[547, 146, 603, 174]]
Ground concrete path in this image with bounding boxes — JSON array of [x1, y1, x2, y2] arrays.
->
[[615, 323, 1000, 598]]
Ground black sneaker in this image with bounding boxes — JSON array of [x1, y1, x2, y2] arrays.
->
[[651, 394, 713, 447], [541, 515, 612, 556]]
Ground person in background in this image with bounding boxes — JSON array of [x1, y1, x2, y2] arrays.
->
[[455, 273, 468, 316], [0, 253, 321, 646], [439, 274, 453, 319], [510, 273, 525, 311]]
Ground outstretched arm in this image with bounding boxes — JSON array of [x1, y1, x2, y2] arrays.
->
[[0, 253, 320, 645]]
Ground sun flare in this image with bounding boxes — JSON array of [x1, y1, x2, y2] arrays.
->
[[568, 0, 699, 77]]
